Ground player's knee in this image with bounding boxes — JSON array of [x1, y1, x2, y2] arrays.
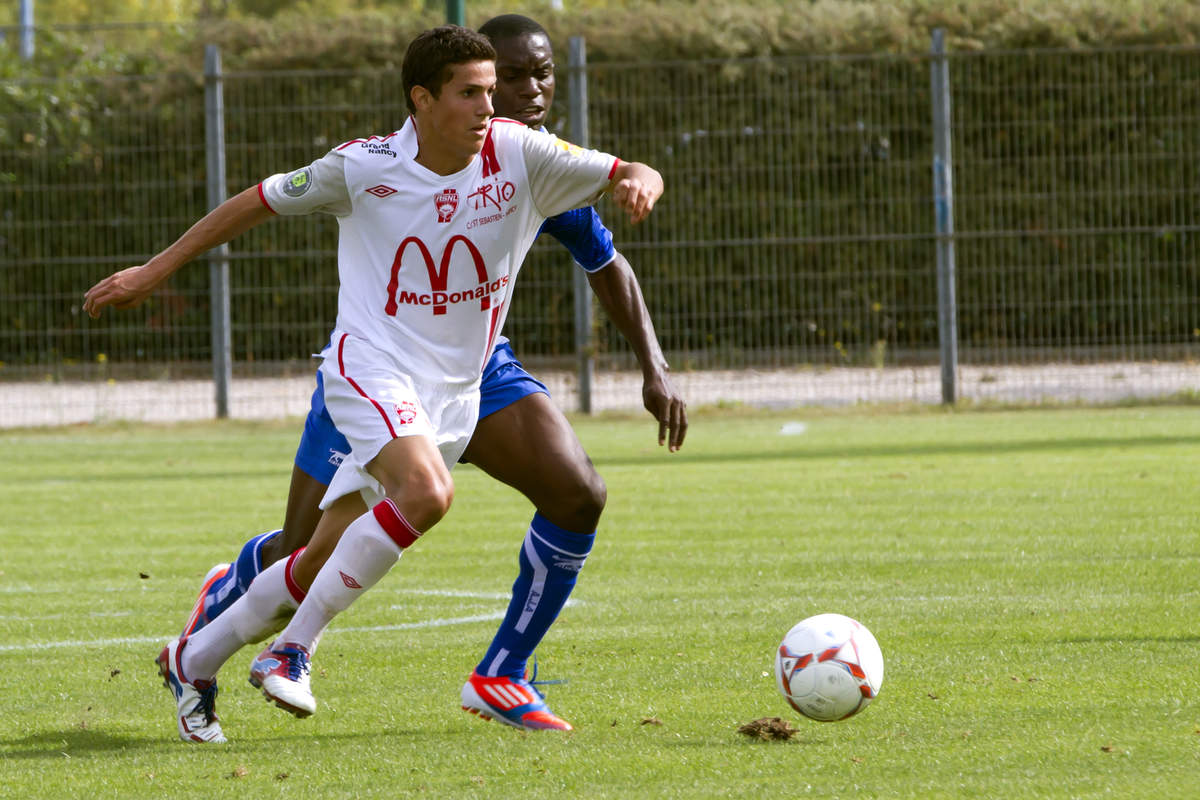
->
[[389, 471, 455, 531], [578, 470, 607, 520], [542, 468, 606, 533], [424, 476, 455, 524]]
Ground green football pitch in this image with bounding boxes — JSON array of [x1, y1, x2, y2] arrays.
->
[[2, 406, 1198, 798]]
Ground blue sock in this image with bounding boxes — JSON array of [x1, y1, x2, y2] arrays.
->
[[204, 529, 281, 621], [475, 513, 595, 680]]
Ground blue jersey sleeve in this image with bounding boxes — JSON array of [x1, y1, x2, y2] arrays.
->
[[537, 206, 617, 272]]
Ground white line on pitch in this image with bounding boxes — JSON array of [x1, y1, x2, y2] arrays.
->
[[334, 611, 506, 633], [0, 610, 133, 621], [0, 612, 511, 653], [0, 635, 166, 652], [394, 588, 512, 600], [388, 592, 580, 610]]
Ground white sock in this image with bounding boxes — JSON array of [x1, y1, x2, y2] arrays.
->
[[272, 502, 417, 655], [182, 553, 304, 680]]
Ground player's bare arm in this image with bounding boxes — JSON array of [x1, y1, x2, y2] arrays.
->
[[587, 252, 687, 451], [607, 161, 663, 225], [83, 187, 273, 318]]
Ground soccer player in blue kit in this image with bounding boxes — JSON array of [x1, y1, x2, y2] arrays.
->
[[168, 14, 687, 739]]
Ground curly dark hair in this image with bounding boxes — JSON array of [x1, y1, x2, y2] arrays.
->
[[402, 25, 496, 115], [478, 14, 548, 43]]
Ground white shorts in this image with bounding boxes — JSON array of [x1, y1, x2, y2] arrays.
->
[[317, 330, 480, 509]]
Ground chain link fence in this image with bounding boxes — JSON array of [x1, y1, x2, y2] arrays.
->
[[2, 38, 1197, 427]]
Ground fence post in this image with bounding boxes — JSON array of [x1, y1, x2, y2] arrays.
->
[[568, 35, 594, 414], [205, 44, 232, 418], [930, 28, 958, 405], [18, 0, 34, 61]]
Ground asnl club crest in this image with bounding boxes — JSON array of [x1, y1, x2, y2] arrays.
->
[[435, 189, 459, 223], [394, 400, 419, 425]]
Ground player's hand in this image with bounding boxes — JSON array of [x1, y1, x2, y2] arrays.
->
[[609, 162, 663, 225], [611, 178, 658, 224], [643, 371, 687, 452], [83, 264, 165, 318]]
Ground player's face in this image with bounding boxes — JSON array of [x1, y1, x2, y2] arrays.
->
[[491, 32, 555, 129], [425, 60, 496, 163]]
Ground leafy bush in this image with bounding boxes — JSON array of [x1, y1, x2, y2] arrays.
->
[[2, 2, 1197, 373]]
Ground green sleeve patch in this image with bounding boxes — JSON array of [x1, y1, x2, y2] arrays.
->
[[283, 167, 313, 197]]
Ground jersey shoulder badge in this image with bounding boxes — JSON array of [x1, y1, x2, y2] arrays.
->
[[282, 167, 313, 197]]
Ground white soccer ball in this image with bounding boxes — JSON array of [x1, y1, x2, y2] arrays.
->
[[774, 613, 884, 722]]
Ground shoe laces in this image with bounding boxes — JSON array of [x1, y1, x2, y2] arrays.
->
[[279, 645, 311, 681], [526, 656, 566, 700], [194, 681, 219, 724]]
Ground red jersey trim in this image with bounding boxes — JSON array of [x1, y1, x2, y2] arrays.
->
[[256, 183, 277, 214], [608, 158, 621, 180], [336, 333, 399, 439], [480, 118, 526, 178], [337, 131, 400, 151], [481, 128, 501, 178]]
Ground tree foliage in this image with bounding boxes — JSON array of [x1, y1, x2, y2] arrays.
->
[[2, 1, 1197, 372]]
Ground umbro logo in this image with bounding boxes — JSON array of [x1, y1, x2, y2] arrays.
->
[[552, 555, 586, 573], [339, 571, 363, 589], [365, 184, 397, 198]]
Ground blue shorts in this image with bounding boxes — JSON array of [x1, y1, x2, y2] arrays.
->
[[294, 340, 549, 484]]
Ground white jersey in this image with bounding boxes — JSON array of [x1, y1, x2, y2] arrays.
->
[[259, 117, 618, 385]]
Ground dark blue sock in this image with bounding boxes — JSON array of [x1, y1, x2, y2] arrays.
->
[[204, 529, 281, 621], [475, 513, 595, 680]]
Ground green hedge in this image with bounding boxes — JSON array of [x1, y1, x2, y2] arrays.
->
[[2, 2, 1198, 373]]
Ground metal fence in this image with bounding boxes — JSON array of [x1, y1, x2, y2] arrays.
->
[[2, 36, 1198, 428]]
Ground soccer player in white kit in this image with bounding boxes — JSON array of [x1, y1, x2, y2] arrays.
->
[[83, 25, 663, 742]]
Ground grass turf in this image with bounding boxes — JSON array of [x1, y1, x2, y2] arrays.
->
[[1, 406, 1198, 798]]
